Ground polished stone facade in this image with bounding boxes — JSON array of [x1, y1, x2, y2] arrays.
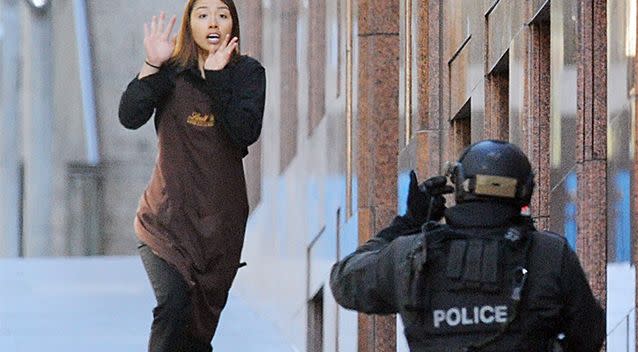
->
[[236, 0, 634, 350]]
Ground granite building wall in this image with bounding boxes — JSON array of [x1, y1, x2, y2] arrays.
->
[[236, 0, 634, 350]]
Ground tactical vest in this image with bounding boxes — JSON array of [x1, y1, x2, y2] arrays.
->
[[402, 221, 560, 352]]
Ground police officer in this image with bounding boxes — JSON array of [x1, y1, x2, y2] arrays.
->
[[330, 140, 605, 352]]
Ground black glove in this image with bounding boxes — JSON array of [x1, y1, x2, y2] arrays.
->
[[406, 170, 453, 225], [374, 171, 454, 243]]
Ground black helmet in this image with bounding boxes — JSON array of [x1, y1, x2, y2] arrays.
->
[[448, 140, 534, 206]]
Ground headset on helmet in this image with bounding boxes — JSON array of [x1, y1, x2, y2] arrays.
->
[[446, 140, 535, 206]]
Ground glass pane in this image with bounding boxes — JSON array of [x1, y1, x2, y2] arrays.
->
[[607, 0, 634, 263], [548, 0, 579, 237]]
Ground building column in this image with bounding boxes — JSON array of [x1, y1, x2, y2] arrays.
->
[[0, 0, 21, 257], [238, 0, 263, 211], [633, 1, 638, 348], [356, 0, 401, 351], [575, 0, 607, 304], [20, 2, 53, 256]]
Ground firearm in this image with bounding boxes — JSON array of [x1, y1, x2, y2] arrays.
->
[[422, 161, 457, 223]]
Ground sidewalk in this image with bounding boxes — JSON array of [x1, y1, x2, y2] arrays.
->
[[0, 256, 295, 352]]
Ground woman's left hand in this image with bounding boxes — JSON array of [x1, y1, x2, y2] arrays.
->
[[204, 34, 239, 71]]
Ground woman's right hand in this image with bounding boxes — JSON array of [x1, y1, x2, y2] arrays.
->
[[143, 12, 177, 67]]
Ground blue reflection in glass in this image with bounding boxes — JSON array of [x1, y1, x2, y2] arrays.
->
[[564, 171, 577, 250], [614, 170, 631, 262], [397, 170, 411, 215]]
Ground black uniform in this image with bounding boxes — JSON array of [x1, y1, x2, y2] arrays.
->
[[330, 201, 605, 352]]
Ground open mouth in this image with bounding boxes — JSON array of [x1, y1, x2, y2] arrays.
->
[[207, 33, 221, 44]]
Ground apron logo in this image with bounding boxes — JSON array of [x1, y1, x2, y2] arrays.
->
[[432, 305, 508, 328], [187, 112, 215, 127]]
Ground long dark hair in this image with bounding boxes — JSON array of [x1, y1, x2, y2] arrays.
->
[[170, 0, 241, 68]]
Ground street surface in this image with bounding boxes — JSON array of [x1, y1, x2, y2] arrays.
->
[[0, 256, 295, 352]]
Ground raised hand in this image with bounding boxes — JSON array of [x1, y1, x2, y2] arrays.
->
[[143, 12, 177, 67], [204, 34, 239, 71], [406, 171, 454, 224]]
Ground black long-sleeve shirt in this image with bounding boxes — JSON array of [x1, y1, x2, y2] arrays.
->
[[118, 55, 266, 154]]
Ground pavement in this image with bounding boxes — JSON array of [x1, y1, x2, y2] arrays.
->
[[0, 256, 295, 352], [0, 257, 635, 352]]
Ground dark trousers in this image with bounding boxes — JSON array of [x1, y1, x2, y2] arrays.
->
[[138, 243, 213, 352]]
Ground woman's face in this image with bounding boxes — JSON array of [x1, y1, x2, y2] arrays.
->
[[190, 0, 234, 55]]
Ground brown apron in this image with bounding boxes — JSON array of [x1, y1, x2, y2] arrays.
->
[[134, 71, 248, 343]]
